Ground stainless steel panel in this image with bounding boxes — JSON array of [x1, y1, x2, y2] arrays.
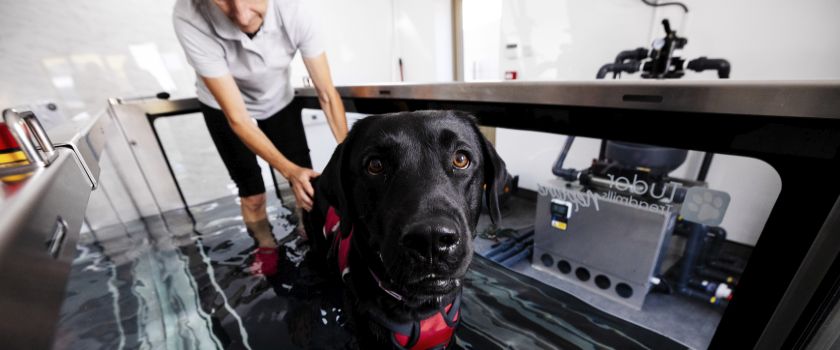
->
[[47, 110, 112, 189], [105, 100, 185, 216], [295, 81, 840, 119], [83, 152, 143, 230], [0, 104, 110, 349], [532, 178, 675, 309], [82, 97, 215, 231], [0, 150, 92, 350]]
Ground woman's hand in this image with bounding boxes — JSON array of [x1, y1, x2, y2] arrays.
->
[[203, 74, 322, 211], [285, 165, 320, 212]]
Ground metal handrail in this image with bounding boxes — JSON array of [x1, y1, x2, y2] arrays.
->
[[2, 107, 58, 168]]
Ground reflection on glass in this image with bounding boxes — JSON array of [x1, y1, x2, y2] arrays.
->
[[490, 135, 781, 349]]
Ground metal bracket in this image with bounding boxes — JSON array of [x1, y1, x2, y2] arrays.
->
[[54, 142, 99, 190], [2, 107, 59, 170]]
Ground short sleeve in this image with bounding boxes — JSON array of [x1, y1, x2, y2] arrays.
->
[[172, 14, 229, 78], [293, 1, 325, 58]]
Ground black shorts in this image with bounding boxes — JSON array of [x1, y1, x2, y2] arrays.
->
[[201, 101, 312, 197]]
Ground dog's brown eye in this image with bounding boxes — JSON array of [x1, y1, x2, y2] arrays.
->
[[367, 158, 384, 175], [452, 152, 470, 169]]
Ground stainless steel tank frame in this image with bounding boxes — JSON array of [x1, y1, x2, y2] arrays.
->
[[0, 103, 110, 350]]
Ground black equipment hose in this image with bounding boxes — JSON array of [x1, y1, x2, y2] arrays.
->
[[639, 0, 689, 13]]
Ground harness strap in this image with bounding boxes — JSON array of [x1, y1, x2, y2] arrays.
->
[[325, 207, 351, 279], [327, 207, 405, 300], [387, 291, 461, 350]]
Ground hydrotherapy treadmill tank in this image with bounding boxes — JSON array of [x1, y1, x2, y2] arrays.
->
[[51, 95, 681, 349], [3, 81, 840, 349]]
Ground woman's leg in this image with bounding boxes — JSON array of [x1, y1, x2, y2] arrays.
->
[[201, 103, 276, 248], [257, 102, 313, 239], [257, 101, 314, 201]]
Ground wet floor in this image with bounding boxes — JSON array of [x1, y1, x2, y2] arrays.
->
[[54, 197, 684, 350]]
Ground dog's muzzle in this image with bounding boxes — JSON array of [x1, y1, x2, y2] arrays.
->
[[324, 206, 462, 349]]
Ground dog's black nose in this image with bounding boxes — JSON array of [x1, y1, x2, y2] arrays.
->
[[401, 222, 460, 259]]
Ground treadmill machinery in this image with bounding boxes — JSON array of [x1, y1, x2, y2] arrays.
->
[[533, 139, 742, 309]]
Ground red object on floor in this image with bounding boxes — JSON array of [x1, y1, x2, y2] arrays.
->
[[252, 247, 279, 276]]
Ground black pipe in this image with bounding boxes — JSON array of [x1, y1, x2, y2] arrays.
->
[[596, 61, 643, 79], [705, 226, 727, 259], [612, 48, 649, 79], [687, 57, 731, 79], [640, 0, 689, 13], [552, 136, 575, 173], [695, 225, 726, 269], [614, 48, 649, 64], [677, 222, 707, 291], [596, 64, 614, 79], [553, 136, 580, 181], [697, 152, 714, 181], [599, 140, 607, 161]]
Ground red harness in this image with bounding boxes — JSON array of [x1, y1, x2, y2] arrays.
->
[[323, 207, 460, 350]]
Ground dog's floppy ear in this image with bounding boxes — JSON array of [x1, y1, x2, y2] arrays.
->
[[478, 127, 507, 225], [319, 138, 354, 236]]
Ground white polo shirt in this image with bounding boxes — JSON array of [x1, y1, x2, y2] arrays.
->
[[173, 0, 324, 120]]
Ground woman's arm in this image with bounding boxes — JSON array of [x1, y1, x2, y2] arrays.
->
[[303, 52, 348, 143], [203, 74, 318, 211]]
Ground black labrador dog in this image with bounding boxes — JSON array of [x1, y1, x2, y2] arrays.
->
[[304, 110, 505, 349]]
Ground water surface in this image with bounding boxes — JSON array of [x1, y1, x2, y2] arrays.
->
[[55, 199, 684, 349]]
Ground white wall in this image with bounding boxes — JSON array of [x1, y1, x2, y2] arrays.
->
[[289, 0, 396, 86], [394, 0, 454, 82], [0, 0, 195, 116], [478, 0, 840, 82], [496, 0, 655, 81], [650, 0, 840, 80], [463, 0, 503, 80], [1, 0, 453, 114], [290, 0, 454, 86]]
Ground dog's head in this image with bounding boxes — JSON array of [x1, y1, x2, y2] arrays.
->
[[320, 110, 505, 306]]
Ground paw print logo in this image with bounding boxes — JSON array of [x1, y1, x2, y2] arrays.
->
[[680, 188, 730, 226]]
